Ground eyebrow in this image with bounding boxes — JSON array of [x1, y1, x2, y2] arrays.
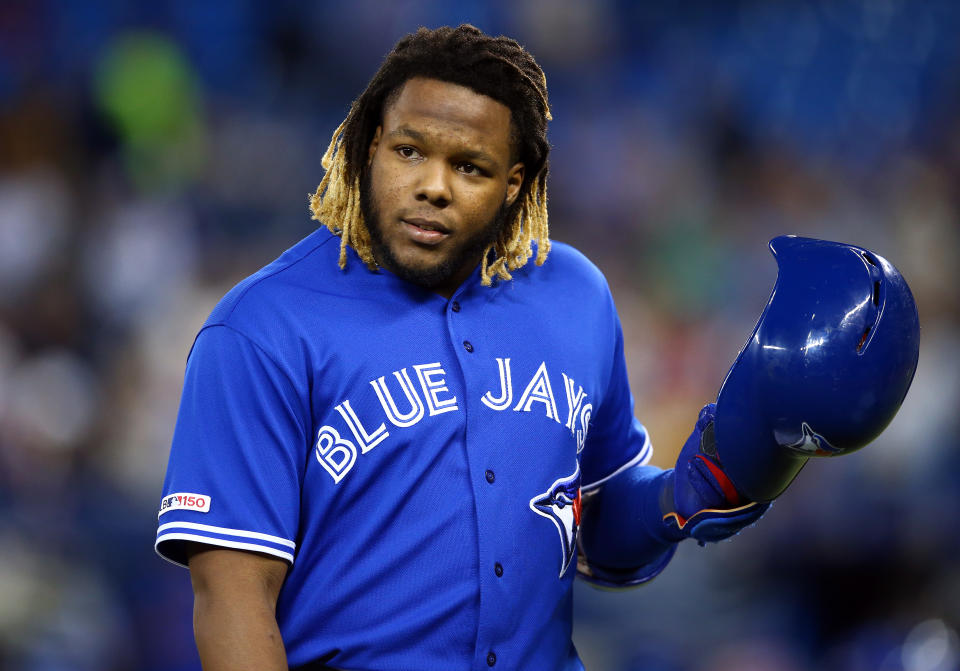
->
[[388, 126, 502, 170]]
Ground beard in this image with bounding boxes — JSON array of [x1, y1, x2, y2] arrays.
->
[[360, 171, 510, 291]]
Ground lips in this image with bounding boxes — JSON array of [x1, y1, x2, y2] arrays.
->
[[401, 217, 451, 245], [403, 217, 450, 234]]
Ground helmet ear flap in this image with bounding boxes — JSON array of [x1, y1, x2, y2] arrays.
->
[[713, 236, 920, 503]]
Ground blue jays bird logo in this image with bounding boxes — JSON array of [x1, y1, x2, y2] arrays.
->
[[529, 464, 582, 578], [785, 421, 842, 456]]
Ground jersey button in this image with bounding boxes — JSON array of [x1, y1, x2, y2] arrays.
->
[[485, 469, 495, 484], [494, 562, 504, 577], [486, 651, 497, 667], [451, 301, 461, 312], [463, 340, 474, 353]]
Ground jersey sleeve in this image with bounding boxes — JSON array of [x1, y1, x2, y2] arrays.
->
[[579, 305, 652, 493], [575, 295, 671, 587], [155, 324, 309, 568]]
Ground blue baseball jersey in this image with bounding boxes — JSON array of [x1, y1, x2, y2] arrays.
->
[[156, 227, 653, 670]]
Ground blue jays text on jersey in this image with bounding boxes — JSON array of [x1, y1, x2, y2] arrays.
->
[[314, 356, 595, 484], [156, 227, 654, 671]]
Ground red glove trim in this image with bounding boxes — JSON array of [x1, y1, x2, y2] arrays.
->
[[695, 454, 742, 506]]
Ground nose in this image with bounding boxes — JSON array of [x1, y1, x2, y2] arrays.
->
[[415, 161, 452, 207]]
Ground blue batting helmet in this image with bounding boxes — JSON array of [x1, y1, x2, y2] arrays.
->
[[713, 235, 920, 502]]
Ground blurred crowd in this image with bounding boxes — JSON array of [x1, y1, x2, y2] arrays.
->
[[1, 1, 958, 670]]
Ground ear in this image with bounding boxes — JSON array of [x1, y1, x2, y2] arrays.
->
[[505, 162, 525, 207], [367, 126, 382, 165]]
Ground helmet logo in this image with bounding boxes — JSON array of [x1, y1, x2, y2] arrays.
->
[[785, 422, 841, 456]]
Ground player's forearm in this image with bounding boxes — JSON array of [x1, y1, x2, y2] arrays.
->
[[187, 547, 290, 671], [579, 465, 676, 572], [192, 588, 288, 671]]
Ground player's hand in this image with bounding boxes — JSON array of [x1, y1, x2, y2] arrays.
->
[[662, 403, 769, 544]]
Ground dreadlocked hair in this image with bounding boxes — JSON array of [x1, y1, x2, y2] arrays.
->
[[309, 24, 552, 285]]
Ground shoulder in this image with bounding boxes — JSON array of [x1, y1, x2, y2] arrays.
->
[[511, 240, 614, 304], [541, 240, 608, 286], [204, 228, 343, 331], [191, 228, 357, 373]]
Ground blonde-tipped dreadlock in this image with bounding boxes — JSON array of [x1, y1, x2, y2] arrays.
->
[[309, 120, 376, 269], [309, 24, 552, 286]]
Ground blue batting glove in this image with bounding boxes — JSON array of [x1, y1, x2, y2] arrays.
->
[[663, 403, 769, 544]]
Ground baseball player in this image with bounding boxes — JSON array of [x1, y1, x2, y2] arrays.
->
[[156, 25, 917, 671]]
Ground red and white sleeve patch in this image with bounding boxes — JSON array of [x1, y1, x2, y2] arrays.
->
[[158, 492, 212, 518]]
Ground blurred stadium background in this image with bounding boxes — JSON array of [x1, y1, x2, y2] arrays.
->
[[1, 1, 958, 669]]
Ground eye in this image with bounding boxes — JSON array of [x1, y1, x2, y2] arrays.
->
[[457, 162, 483, 176], [396, 146, 421, 160]]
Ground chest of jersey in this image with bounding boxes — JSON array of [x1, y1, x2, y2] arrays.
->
[[278, 270, 614, 669], [306, 300, 602, 488]]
